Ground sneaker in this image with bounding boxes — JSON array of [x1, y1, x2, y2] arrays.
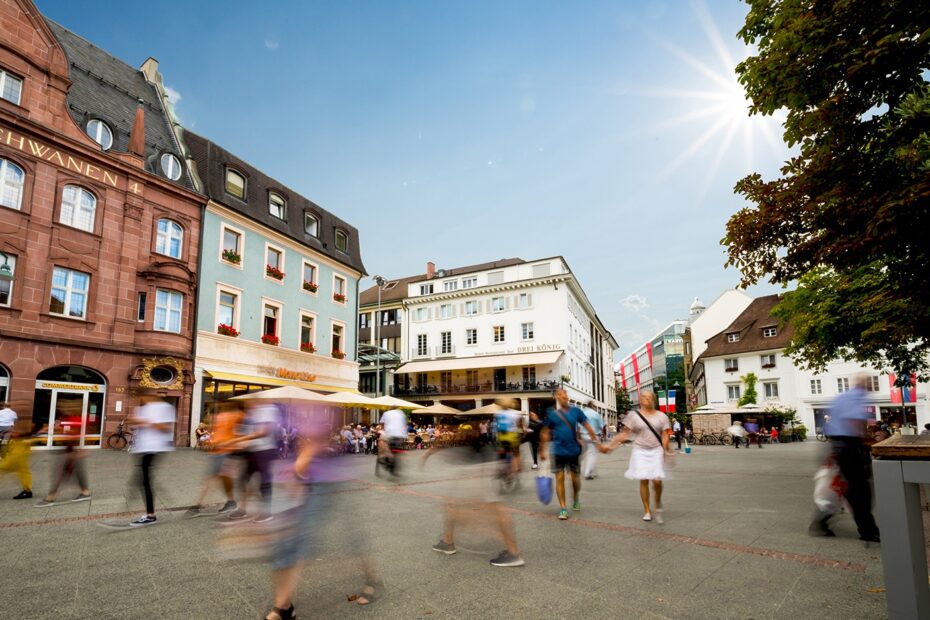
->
[[216, 510, 252, 525], [183, 507, 204, 519], [573, 500, 581, 511], [655, 509, 664, 525], [34, 498, 56, 507], [859, 532, 881, 543], [253, 513, 274, 524], [558, 509, 569, 520], [489, 551, 526, 567], [431, 540, 457, 555], [217, 500, 237, 514], [129, 515, 157, 527], [13, 490, 32, 500], [71, 493, 91, 502], [584, 476, 594, 480], [531, 464, 538, 470], [642, 513, 652, 522]]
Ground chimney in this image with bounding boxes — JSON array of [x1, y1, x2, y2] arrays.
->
[[128, 99, 145, 157], [426, 262, 435, 280], [140, 57, 159, 83]]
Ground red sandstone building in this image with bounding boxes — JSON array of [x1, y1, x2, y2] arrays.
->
[[0, 0, 205, 446]]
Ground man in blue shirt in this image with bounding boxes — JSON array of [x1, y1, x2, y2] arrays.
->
[[541, 389, 602, 520], [810, 375, 880, 542]]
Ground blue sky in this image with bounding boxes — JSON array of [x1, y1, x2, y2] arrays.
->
[[38, 0, 788, 358]]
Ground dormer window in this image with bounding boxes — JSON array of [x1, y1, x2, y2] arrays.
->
[[160, 153, 182, 181], [269, 192, 286, 220], [225, 169, 246, 200], [0, 69, 23, 105], [335, 229, 348, 253], [762, 326, 777, 338], [304, 212, 319, 236], [726, 332, 740, 343], [86, 119, 113, 150]]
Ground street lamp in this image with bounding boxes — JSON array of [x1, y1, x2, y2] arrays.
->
[[372, 275, 385, 398]]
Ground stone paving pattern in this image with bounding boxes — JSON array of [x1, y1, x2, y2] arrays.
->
[[0, 442, 889, 619]]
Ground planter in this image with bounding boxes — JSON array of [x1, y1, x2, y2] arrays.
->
[[302, 281, 318, 293], [217, 324, 239, 337], [560, 374, 571, 383], [331, 350, 346, 359], [222, 250, 241, 264], [333, 293, 347, 303], [266, 265, 285, 280], [300, 343, 316, 353], [261, 334, 280, 346]]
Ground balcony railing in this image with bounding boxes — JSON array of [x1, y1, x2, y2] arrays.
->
[[393, 379, 562, 397]]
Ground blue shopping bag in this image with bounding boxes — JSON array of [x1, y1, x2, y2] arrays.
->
[[536, 473, 553, 505]]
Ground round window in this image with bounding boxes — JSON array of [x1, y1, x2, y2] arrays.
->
[[86, 119, 113, 150], [160, 153, 182, 181], [149, 366, 176, 385]]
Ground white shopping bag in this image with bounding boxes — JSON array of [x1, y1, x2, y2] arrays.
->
[[813, 464, 847, 514]]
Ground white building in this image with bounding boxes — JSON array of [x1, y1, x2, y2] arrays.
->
[[696, 294, 930, 432], [360, 257, 619, 426]]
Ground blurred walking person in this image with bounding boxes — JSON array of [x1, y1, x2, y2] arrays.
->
[[1, 402, 36, 500], [809, 375, 880, 542], [581, 400, 604, 480], [605, 392, 671, 523], [225, 400, 279, 523], [526, 410, 544, 470], [185, 402, 242, 517], [378, 407, 407, 477], [34, 399, 91, 507], [123, 394, 175, 526]]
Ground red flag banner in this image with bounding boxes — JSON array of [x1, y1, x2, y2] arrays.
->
[[620, 364, 627, 389], [646, 342, 654, 370], [632, 355, 641, 388]]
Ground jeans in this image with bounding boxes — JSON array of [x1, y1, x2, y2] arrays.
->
[[139, 453, 158, 514]]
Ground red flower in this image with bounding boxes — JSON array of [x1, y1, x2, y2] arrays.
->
[[217, 323, 240, 337], [266, 265, 285, 280], [261, 334, 280, 346]]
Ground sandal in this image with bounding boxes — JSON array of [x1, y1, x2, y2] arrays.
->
[[263, 604, 296, 620], [356, 583, 380, 606]]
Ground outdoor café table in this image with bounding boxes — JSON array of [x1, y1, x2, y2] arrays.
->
[[871, 434, 930, 619]]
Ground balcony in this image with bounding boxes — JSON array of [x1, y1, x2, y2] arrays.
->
[[392, 379, 562, 397]]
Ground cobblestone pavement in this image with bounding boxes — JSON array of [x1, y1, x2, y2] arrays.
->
[[0, 442, 889, 619]]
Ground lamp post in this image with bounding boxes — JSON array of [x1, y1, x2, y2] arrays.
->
[[373, 275, 385, 398]]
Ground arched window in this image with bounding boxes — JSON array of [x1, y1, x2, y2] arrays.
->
[[36, 365, 106, 384], [155, 219, 183, 258], [335, 229, 348, 253], [0, 158, 25, 211], [86, 119, 113, 150], [304, 212, 319, 237], [60, 185, 96, 232], [225, 168, 245, 200]]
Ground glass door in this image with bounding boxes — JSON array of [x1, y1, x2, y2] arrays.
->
[[49, 392, 86, 448], [84, 392, 105, 447]]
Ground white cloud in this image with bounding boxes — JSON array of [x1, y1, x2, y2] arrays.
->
[[620, 293, 649, 312], [163, 85, 181, 106], [264, 39, 280, 50]]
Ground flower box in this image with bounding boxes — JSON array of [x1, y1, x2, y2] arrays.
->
[[261, 334, 280, 346], [331, 350, 346, 359], [266, 265, 285, 280], [222, 249, 241, 264], [333, 293, 347, 303], [560, 374, 571, 383], [217, 323, 239, 337], [300, 343, 316, 353], [302, 281, 319, 293], [761, 364, 775, 369]]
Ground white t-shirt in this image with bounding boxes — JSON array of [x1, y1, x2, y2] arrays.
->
[[132, 401, 175, 454], [382, 409, 407, 439], [0, 407, 17, 427], [245, 404, 279, 452]]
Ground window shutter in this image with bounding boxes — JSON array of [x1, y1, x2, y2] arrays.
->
[[504, 296, 510, 310], [527, 293, 532, 306]]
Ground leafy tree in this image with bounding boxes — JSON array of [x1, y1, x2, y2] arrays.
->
[[724, 1, 930, 379], [738, 372, 758, 406], [616, 386, 634, 414]]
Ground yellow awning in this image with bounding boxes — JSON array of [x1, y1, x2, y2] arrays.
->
[[394, 350, 563, 374], [203, 371, 357, 393]]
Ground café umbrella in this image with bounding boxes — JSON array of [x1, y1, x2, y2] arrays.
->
[[369, 395, 425, 410]]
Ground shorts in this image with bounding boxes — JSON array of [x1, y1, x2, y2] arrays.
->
[[553, 453, 580, 474], [207, 452, 229, 476], [498, 432, 520, 453]]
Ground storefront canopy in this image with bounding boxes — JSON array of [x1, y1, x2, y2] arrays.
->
[[394, 350, 563, 374], [204, 370, 357, 393]]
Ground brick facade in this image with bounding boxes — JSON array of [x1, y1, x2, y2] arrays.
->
[[0, 0, 204, 445]]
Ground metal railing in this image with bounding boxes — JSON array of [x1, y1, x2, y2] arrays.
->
[[392, 379, 562, 397]]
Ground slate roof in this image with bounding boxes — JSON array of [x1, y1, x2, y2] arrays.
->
[[183, 130, 366, 275], [359, 258, 526, 306], [44, 19, 194, 189], [700, 294, 794, 359]]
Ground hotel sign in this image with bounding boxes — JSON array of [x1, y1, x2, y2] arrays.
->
[[1, 124, 123, 189]]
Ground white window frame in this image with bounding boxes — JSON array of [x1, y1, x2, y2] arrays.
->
[[724, 358, 739, 371], [155, 218, 183, 259], [420, 284, 433, 296], [810, 379, 822, 395], [415, 307, 427, 322], [59, 185, 96, 233], [49, 267, 90, 319], [440, 331, 452, 354], [269, 192, 286, 220], [0, 254, 15, 307], [465, 328, 477, 346], [726, 384, 741, 401], [417, 333, 428, 356], [462, 277, 477, 289], [303, 212, 319, 237], [464, 300, 478, 316], [762, 326, 777, 338], [160, 153, 182, 181], [85, 119, 113, 150], [264, 242, 285, 283], [443, 280, 458, 292], [330, 319, 346, 355], [154, 288, 183, 333], [440, 303, 452, 319], [0, 68, 23, 106], [761, 354, 776, 368], [866, 376, 881, 392], [298, 310, 317, 351], [219, 223, 245, 269], [493, 325, 505, 343], [225, 168, 246, 200], [0, 158, 25, 211], [726, 332, 740, 343], [837, 377, 850, 393], [215, 284, 242, 332], [332, 274, 347, 304], [335, 229, 349, 253], [261, 298, 283, 341], [763, 381, 779, 400], [518, 292, 530, 308], [491, 296, 505, 312], [521, 322, 534, 341], [301, 260, 319, 295]]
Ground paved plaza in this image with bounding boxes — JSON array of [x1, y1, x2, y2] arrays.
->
[[1, 442, 891, 619]]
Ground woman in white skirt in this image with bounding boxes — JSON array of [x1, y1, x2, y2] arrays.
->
[[606, 392, 671, 523]]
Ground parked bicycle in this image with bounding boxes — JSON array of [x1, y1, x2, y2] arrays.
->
[[106, 420, 134, 450]]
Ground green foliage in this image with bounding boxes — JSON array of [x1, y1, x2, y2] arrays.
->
[[791, 424, 808, 442], [738, 372, 758, 406], [724, 1, 930, 380], [615, 387, 634, 414], [763, 405, 798, 426]]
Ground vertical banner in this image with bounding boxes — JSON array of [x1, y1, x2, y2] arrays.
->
[[632, 355, 641, 388], [890, 373, 918, 404], [646, 342, 654, 370], [620, 364, 627, 389]]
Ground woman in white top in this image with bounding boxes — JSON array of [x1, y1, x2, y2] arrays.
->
[[606, 392, 671, 523]]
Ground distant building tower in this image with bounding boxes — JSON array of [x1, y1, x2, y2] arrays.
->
[[689, 297, 706, 321]]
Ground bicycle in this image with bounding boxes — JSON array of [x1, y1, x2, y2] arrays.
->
[[815, 428, 827, 442], [106, 421, 134, 450]]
